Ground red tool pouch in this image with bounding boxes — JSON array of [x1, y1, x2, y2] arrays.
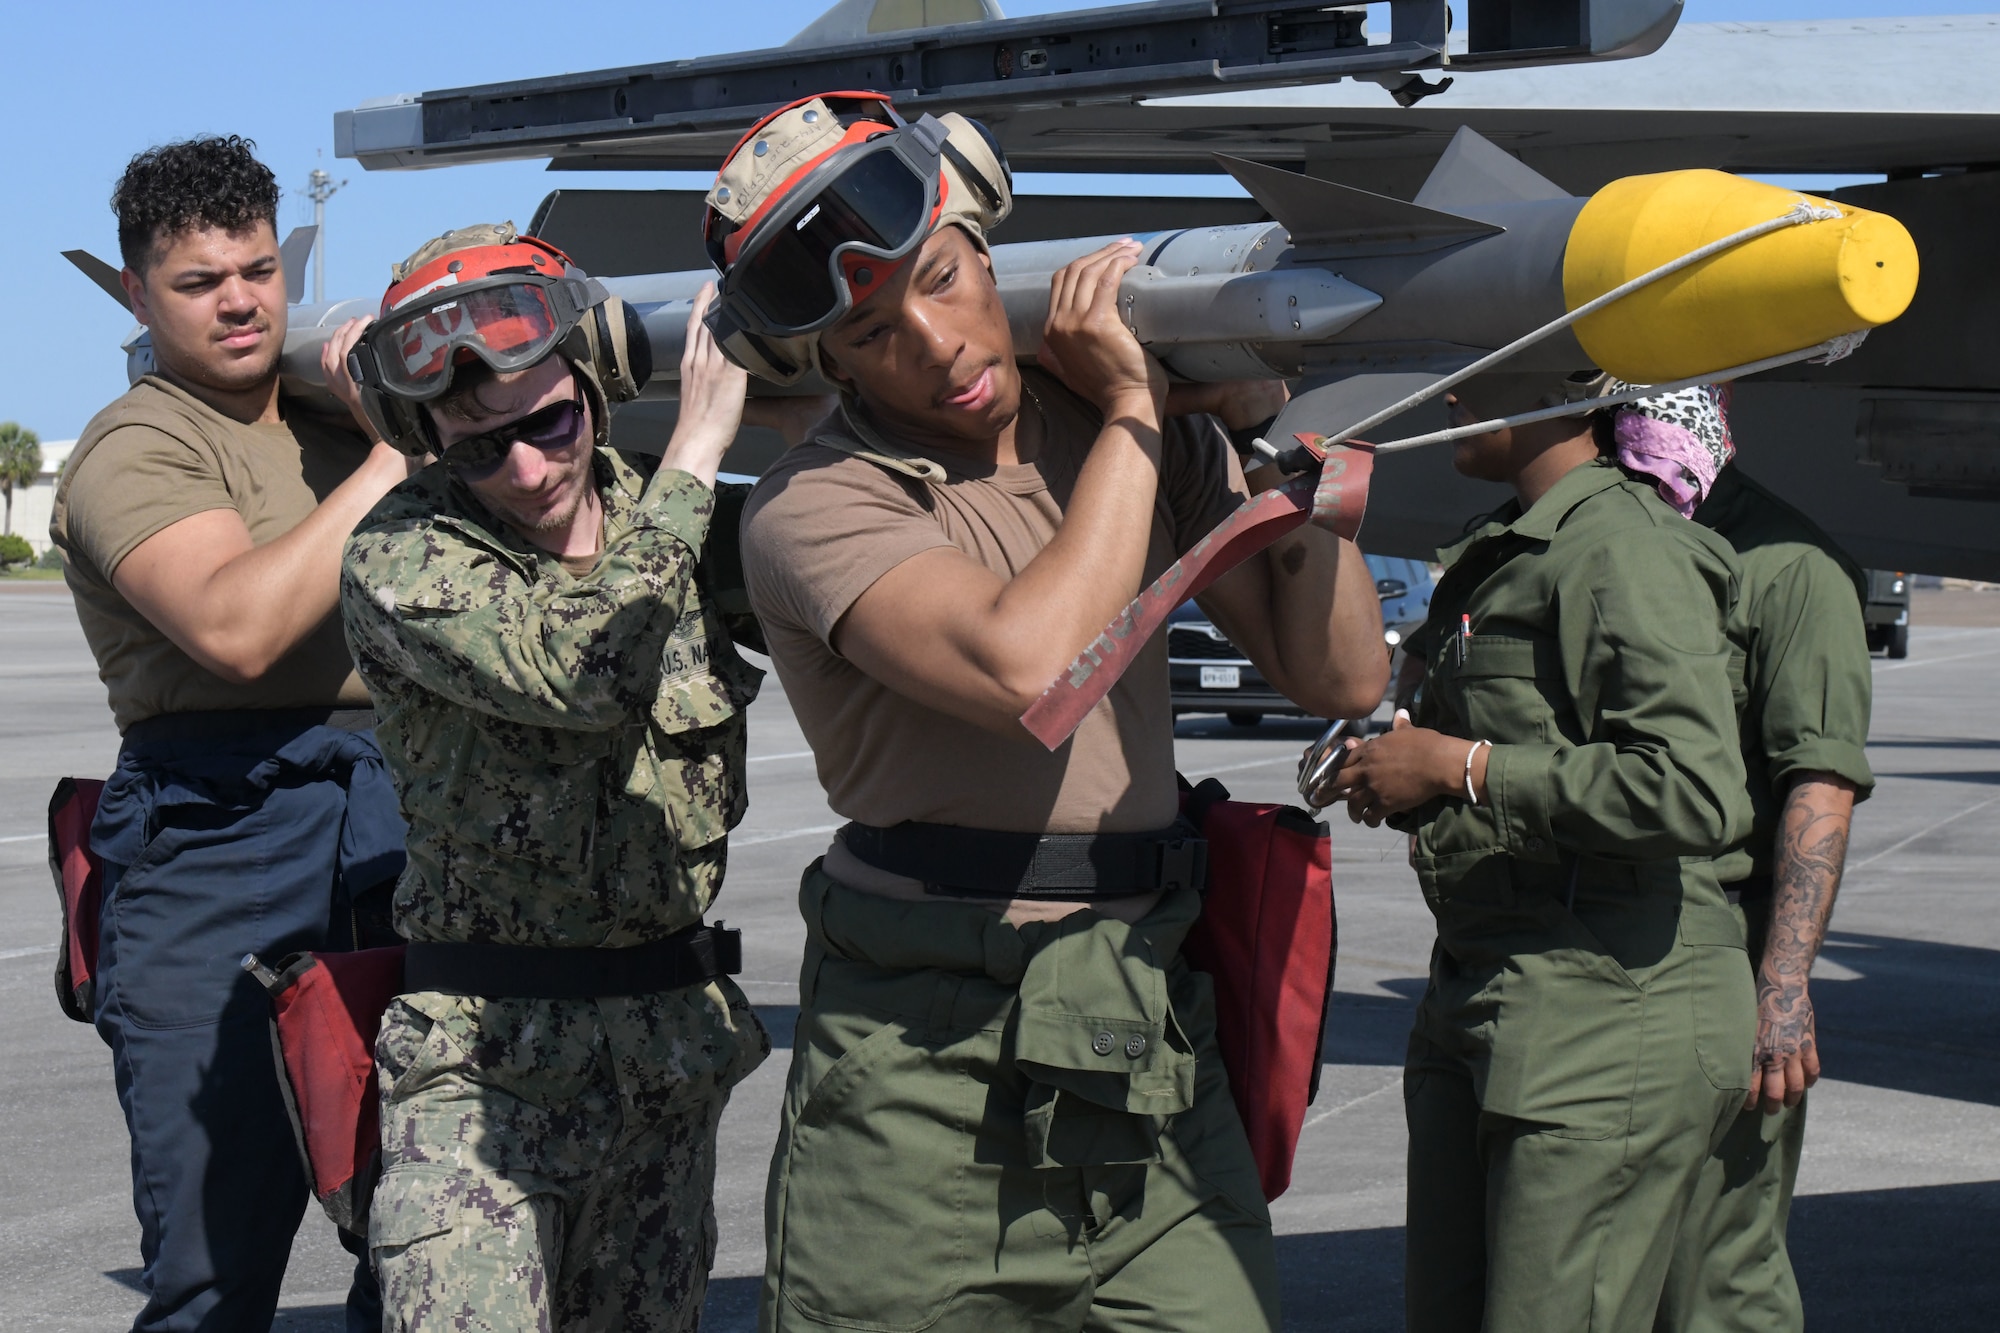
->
[[247, 947, 406, 1233], [46, 777, 107, 1023], [1179, 776, 1336, 1202]]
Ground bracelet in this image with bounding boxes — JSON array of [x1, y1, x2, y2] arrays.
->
[[1463, 739, 1491, 806]]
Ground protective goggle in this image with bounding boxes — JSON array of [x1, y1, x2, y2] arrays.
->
[[442, 380, 587, 476], [707, 106, 951, 338], [348, 270, 604, 403]]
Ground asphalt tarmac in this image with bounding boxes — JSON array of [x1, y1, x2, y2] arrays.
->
[[1, 583, 1994, 1331]]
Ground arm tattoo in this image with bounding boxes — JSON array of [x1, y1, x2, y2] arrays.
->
[[1755, 775, 1857, 1066]]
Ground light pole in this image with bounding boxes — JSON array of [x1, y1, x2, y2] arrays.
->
[[304, 162, 347, 304]]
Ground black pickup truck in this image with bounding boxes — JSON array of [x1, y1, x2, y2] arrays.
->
[[1863, 569, 1911, 659]]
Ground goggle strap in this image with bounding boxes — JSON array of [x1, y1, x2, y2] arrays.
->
[[940, 136, 1003, 215]]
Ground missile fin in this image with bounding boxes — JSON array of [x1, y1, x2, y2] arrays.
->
[[1213, 154, 1499, 248], [1414, 127, 1572, 223], [786, 0, 1003, 47], [280, 226, 318, 305], [62, 250, 133, 313], [1272, 371, 1455, 450]]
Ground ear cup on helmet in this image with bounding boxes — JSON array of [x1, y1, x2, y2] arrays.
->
[[571, 295, 651, 403], [616, 299, 653, 397], [706, 299, 811, 386], [938, 113, 1012, 233]]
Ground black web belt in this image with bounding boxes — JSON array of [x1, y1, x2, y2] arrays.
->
[[402, 922, 742, 999], [839, 821, 1207, 901]]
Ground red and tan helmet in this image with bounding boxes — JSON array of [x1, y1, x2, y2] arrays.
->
[[701, 92, 1013, 385], [348, 222, 651, 454]]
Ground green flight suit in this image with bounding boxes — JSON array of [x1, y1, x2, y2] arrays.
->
[[1656, 465, 1876, 1333], [341, 448, 769, 1332], [761, 864, 1279, 1333], [1397, 459, 1757, 1333]]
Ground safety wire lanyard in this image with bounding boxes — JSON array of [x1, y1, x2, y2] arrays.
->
[[1257, 197, 1848, 463], [1281, 197, 1854, 814], [1362, 333, 1864, 455]]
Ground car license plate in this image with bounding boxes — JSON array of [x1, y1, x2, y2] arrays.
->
[[1200, 666, 1241, 689]]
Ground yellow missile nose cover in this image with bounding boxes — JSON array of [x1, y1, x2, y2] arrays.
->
[[1563, 169, 1918, 382]]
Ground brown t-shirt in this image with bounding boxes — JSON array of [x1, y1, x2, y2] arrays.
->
[[52, 375, 374, 732], [741, 369, 1242, 846]]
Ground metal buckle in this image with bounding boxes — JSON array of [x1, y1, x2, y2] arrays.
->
[[1297, 717, 1351, 814]]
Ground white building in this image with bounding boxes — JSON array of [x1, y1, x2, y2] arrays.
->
[[6, 439, 77, 557]]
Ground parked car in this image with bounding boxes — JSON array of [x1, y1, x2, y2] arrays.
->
[[1863, 569, 1911, 659], [1168, 554, 1436, 727]]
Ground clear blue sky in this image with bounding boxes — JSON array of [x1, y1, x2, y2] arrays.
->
[[2, 0, 1986, 441]]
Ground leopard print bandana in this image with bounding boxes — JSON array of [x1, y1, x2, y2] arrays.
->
[[1605, 380, 1736, 517]]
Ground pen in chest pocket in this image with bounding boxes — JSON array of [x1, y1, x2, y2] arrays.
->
[[1456, 613, 1471, 667]]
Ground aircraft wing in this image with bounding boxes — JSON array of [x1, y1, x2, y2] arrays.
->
[[315, 6, 2000, 578], [992, 16, 2000, 190], [336, 0, 1681, 172]]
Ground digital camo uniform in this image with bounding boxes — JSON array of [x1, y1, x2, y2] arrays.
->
[[1657, 464, 1875, 1333], [340, 444, 769, 1332]]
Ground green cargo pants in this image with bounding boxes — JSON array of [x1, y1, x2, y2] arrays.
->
[[761, 863, 1280, 1333], [370, 980, 768, 1332], [1403, 876, 1757, 1333], [1655, 897, 1807, 1333]]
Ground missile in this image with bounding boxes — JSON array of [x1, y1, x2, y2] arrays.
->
[[95, 131, 1914, 437]]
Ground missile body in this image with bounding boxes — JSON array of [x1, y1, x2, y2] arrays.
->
[[233, 130, 1913, 426]]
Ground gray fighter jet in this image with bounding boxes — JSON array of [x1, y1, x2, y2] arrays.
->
[[68, 0, 2000, 578]]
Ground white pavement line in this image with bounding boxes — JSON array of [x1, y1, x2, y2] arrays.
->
[[1848, 794, 2000, 873], [1301, 1072, 1402, 1130], [733, 822, 842, 847], [1875, 647, 2000, 673], [0, 833, 43, 844], [748, 749, 814, 764], [0, 944, 57, 961], [1184, 753, 1300, 779]]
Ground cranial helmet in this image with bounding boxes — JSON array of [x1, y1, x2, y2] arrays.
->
[[700, 91, 1013, 385], [347, 222, 652, 455]]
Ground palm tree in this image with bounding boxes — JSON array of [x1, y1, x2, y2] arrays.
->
[[0, 422, 41, 537]]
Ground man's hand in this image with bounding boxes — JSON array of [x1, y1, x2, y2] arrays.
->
[[663, 284, 750, 488], [1326, 710, 1488, 827], [1745, 773, 1855, 1113], [321, 318, 382, 439], [1037, 240, 1166, 420], [319, 316, 424, 473], [1749, 971, 1820, 1114]]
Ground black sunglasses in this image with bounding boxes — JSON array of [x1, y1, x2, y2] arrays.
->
[[444, 391, 587, 475]]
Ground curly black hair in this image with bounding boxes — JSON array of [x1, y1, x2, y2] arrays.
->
[[112, 135, 279, 273]]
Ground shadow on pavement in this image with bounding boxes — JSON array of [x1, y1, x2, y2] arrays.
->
[[1277, 1227, 1404, 1331], [1792, 1179, 2000, 1330], [756, 1004, 798, 1052], [1816, 931, 2000, 1106], [1322, 989, 1420, 1066], [704, 1273, 761, 1330], [1265, 1178, 2000, 1332]]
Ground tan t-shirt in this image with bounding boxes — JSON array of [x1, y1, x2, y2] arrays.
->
[[741, 369, 1243, 852], [52, 375, 374, 732]]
